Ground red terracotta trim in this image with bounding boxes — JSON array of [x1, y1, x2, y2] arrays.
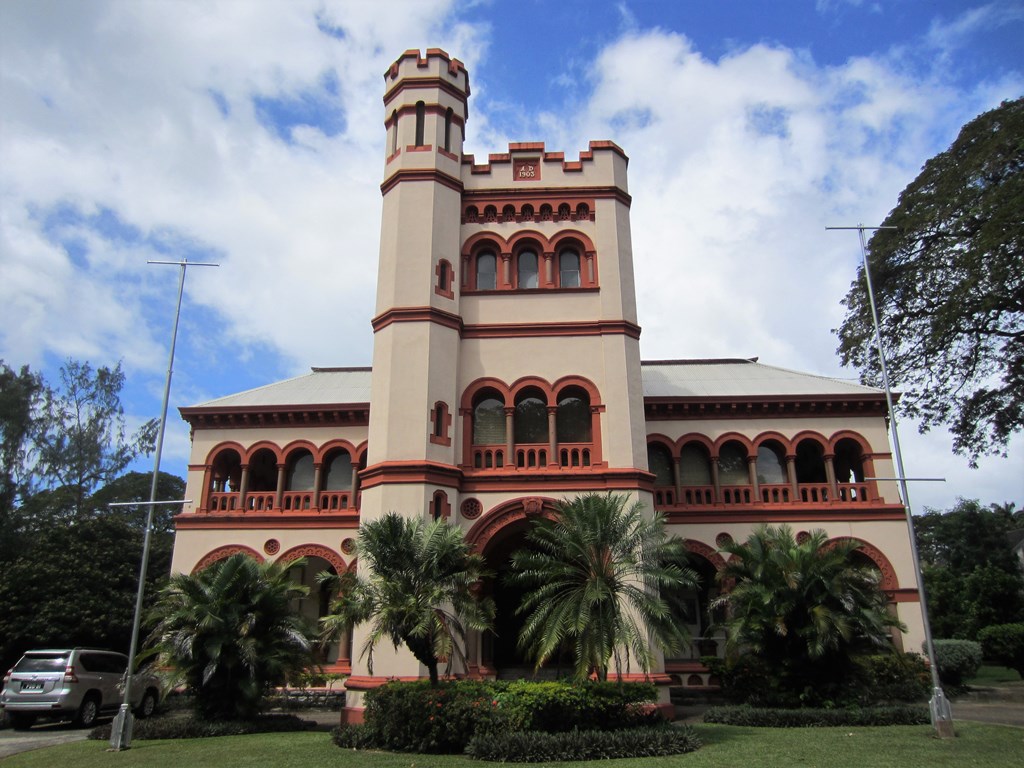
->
[[371, 306, 463, 333], [276, 543, 348, 575], [180, 404, 370, 429], [174, 514, 360, 530], [359, 460, 464, 490], [191, 544, 264, 574], [462, 320, 640, 339], [645, 395, 889, 420], [889, 588, 921, 603], [380, 168, 463, 196], [662, 507, 906, 524]]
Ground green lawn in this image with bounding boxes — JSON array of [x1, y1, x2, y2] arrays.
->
[[5, 723, 1023, 768], [968, 665, 1023, 686]]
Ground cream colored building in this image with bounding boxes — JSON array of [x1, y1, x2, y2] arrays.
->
[[171, 49, 925, 716]]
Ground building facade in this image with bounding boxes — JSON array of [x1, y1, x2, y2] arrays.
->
[[171, 49, 925, 715]]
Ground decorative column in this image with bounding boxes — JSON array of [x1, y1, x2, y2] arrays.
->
[[786, 455, 799, 500], [710, 457, 721, 504], [672, 456, 682, 498], [312, 463, 323, 510], [275, 464, 287, 510], [351, 461, 361, 509], [547, 406, 558, 466], [824, 454, 838, 502], [500, 253, 512, 289], [238, 464, 250, 510], [747, 456, 759, 501], [504, 407, 515, 468], [543, 251, 555, 287]]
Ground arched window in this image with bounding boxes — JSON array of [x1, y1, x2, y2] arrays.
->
[[444, 107, 453, 152], [718, 441, 748, 485], [558, 249, 580, 288], [514, 390, 548, 443], [476, 251, 497, 290], [472, 392, 506, 445], [432, 491, 448, 521], [414, 101, 425, 146], [248, 448, 278, 492], [209, 448, 242, 493], [389, 110, 398, 156], [323, 450, 353, 490], [517, 250, 538, 289], [430, 401, 451, 446], [435, 259, 454, 298], [503, 204, 516, 221], [679, 443, 712, 485], [555, 387, 590, 442], [521, 204, 534, 220], [756, 442, 787, 484], [286, 450, 315, 490], [647, 444, 674, 486], [834, 438, 866, 483], [795, 439, 827, 483]]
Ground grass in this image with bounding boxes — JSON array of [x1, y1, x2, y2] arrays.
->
[[968, 665, 1023, 686], [4, 722, 1023, 767]]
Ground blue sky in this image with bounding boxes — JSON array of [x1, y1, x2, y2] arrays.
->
[[1, 0, 1021, 511]]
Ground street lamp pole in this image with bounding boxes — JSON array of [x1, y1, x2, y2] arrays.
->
[[109, 258, 217, 751], [827, 224, 954, 738]]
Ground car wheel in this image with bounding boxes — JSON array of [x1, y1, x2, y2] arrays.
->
[[9, 712, 37, 730], [76, 695, 100, 728], [135, 689, 158, 719]]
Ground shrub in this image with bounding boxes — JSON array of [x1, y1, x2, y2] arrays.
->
[[978, 623, 1024, 678], [492, 680, 659, 733], [361, 680, 501, 753], [703, 705, 929, 727], [465, 725, 701, 762], [932, 639, 983, 686], [88, 714, 312, 740], [332, 723, 377, 750], [846, 653, 930, 703]]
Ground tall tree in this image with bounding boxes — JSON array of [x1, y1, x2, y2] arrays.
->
[[0, 472, 185, 673], [147, 554, 314, 720], [508, 493, 698, 682], [0, 361, 43, 560], [835, 97, 1024, 465], [711, 525, 903, 697], [320, 512, 493, 686], [31, 359, 158, 516]]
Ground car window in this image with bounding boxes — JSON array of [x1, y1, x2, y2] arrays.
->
[[14, 654, 70, 672]]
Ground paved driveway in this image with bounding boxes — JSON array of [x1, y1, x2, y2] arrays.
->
[[0, 718, 98, 759]]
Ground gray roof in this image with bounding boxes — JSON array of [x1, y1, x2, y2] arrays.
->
[[640, 359, 881, 399], [188, 359, 877, 410], [190, 367, 371, 408]]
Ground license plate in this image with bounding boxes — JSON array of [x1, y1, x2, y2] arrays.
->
[[20, 682, 43, 691]]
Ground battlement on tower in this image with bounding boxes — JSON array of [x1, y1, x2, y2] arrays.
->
[[462, 141, 630, 192], [384, 48, 470, 105]]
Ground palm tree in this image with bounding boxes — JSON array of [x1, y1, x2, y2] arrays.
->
[[711, 524, 903, 693], [319, 512, 494, 686], [508, 492, 699, 682], [147, 554, 314, 720]]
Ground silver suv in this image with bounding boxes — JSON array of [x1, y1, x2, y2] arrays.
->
[[1, 648, 160, 730]]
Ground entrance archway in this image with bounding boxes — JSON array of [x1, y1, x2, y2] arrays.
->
[[466, 497, 559, 677]]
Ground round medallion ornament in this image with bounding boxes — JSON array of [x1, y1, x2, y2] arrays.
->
[[796, 530, 811, 545], [715, 532, 733, 548], [341, 538, 356, 555], [263, 538, 280, 555], [461, 498, 483, 519]]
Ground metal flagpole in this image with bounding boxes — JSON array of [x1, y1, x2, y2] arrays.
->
[[827, 224, 954, 738], [109, 258, 217, 751]]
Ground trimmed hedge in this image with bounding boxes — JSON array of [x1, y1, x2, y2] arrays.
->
[[932, 639, 983, 686], [978, 623, 1024, 678], [88, 713, 313, 740], [346, 679, 662, 754], [465, 725, 701, 762], [703, 705, 930, 727]]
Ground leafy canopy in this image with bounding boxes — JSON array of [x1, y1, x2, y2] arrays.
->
[[508, 492, 698, 682], [835, 97, 1023, 465], [147, 554, 314, 720], [711, 525, 903, 696], [320, 512, 493, 686]]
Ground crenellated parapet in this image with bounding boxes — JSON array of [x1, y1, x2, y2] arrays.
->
[[462, 140, 630, 192]]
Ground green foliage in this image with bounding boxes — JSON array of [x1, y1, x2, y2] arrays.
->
[[0, 473, 184, 672], [710, 525, 904, 704], [491, 679, 658, 733], [360, 680, 501, 753], [88, 714, 313, 740], [147, 554, 315, 721], [320, 513, 493, 686], [464, 725, 701, 762], [836, 97, 1024, 464], [703, 705, 930, 727], [977, 623, 1024, 678], [915, 499, 1024, 639], [508, 492, 698, 681], [30, 360, 158, 517], [932, 639, 983, 686], [0, 361, 42, 554], [351, 679, 659, 754], [847, 653, 931, 703]]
